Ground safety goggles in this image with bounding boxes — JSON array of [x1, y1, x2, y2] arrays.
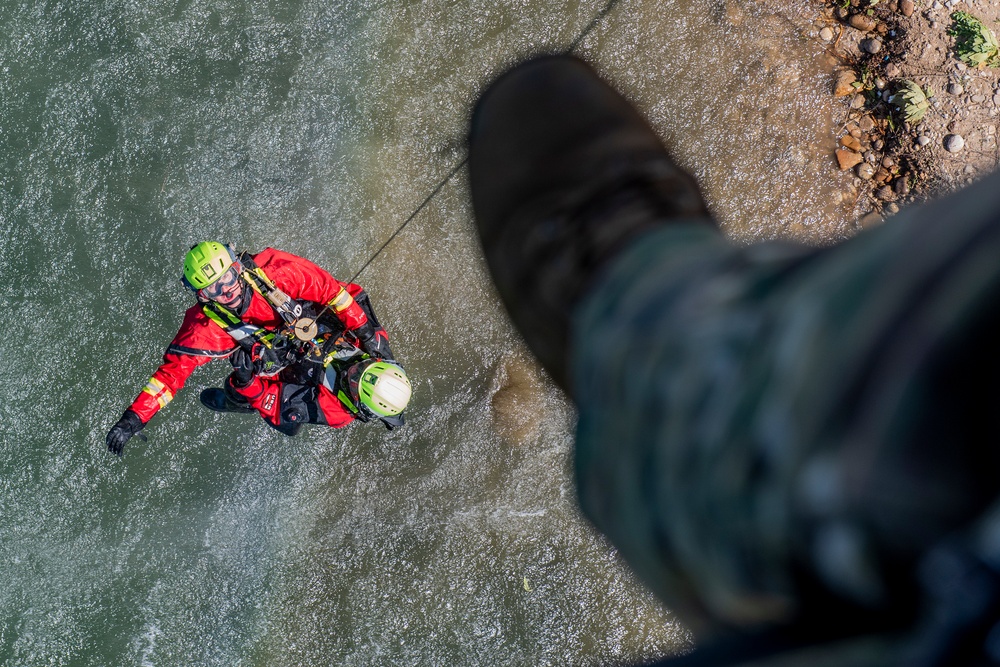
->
[[198, 265, 241, 301]]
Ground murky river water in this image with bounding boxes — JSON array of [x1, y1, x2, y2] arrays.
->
[[0, 0, 853, 664]]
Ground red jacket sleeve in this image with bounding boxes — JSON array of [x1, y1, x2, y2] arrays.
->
[[254, 248, 370, 331], [128, 304, 237, 423]]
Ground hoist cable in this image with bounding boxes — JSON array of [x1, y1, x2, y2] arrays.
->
[[346, 0, 624, 284]]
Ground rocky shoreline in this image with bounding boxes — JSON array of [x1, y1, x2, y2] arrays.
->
[[815, 0, 1000, 227]]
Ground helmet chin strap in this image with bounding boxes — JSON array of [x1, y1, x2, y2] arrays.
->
[[195, 270, 251, 315]]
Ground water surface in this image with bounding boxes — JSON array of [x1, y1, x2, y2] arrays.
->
[[0, 0, 849, 664]]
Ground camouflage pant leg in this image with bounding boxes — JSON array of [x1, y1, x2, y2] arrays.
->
[[572, 171, 1000, 639]]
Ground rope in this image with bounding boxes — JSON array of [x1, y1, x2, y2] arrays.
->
[[347, 0, 624, 283]]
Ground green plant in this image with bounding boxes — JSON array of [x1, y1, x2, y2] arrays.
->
[[948, 11, 1000, 68], [889, 80, 930, 123]]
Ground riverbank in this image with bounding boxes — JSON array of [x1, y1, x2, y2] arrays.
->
[[813, 0, 1000, 227]]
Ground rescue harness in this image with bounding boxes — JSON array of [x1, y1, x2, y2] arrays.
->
[[200, 249, 374, 415]]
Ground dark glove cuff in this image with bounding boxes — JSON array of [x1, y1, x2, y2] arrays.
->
[[353, 321, 375, 343], [122, 409, 145, 432], [228, 371, 253, 389]]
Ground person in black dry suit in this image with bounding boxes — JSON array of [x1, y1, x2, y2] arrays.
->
[[468, 54, 1000, 666]]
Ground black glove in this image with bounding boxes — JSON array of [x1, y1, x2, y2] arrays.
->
[[354, 322, 393, 361], [230, 343, 284, 385], [229, 348, 256, 387], [106, 409, 145, 457], [251, 342, 285, 375]]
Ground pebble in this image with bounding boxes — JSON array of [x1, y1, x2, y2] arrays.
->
[[861, 38, 883, 54], [836, 148, 864, 170], [993, 93, 1000, 106], [893, 177, 910, 195], [887, 203, 900, 214], [857, 163, 875, 180], [876, 186, 896, 201], [972, 94, 986, 104], [886, 63, 901, 78], [948, 82, 964, 95], [834, 69, 858, 97], [900, 0, 915, 16], [859, 116, 875, 132], [851, 93, 867, 109], [849, 14, 877, 31], [841, 135, 862, 151], [882, 156, 896, 168], [944, 134, 965, 152], [820, 26, 834, 41]]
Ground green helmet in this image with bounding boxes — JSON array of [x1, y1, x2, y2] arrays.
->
[[182, 241, 236, 290], [358, 361, 412, 417]]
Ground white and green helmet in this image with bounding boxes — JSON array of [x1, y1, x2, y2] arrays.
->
[[358, 361, 412, 417]]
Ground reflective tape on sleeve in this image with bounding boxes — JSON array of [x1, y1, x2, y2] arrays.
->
[[142, 376, 174, 409], [328, 287, 355, 313]]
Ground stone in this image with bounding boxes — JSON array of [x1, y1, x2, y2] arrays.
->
[[876, 186, 896, 201], [834, 69, 859, 97], [836, 148, 864, 170], [948, 82, 964, 95], [875, 168, 892, 183], [820, 26, 834, 41], [856, 163, 875, 179], [859, 115, 875, 132], [886, 63, 901, 78], [893, 176, 910, 195], [861, 38, 883, 54], [944, 134, 965, 152], [882, 156, 896, 168], [901, 0, 915, 16], [840, 135, 863, 151], [860, 212, 884, 229], [849, 13, 877, 31], [917, 135, 932, 146], [851, 93, 867, 109]]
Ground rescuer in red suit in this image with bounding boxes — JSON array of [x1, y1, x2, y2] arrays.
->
[[105, 242, 408, 455]]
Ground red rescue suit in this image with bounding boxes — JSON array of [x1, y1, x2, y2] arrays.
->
[[129, 248, 382, 426], [229, 374, 356, 432]]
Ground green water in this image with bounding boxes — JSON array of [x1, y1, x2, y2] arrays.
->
[[0, 0, 849, 664]]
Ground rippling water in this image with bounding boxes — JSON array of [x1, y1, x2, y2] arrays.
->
[[0, 0, 850, 664]]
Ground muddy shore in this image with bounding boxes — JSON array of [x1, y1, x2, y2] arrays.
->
[[812, 0, 1000, 227]]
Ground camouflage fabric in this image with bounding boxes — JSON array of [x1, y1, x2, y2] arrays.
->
[[571, 170, 1000, 655]]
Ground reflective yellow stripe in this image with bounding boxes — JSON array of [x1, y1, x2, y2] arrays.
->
[[142, 377, 174, 409], [328, 287, 354, 313]]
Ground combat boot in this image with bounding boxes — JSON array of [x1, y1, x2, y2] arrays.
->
[[469, 55, 715, 394]]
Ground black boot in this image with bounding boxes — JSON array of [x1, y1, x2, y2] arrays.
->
[[469, 55, 715, 394], [199, 385, 255, 413]]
